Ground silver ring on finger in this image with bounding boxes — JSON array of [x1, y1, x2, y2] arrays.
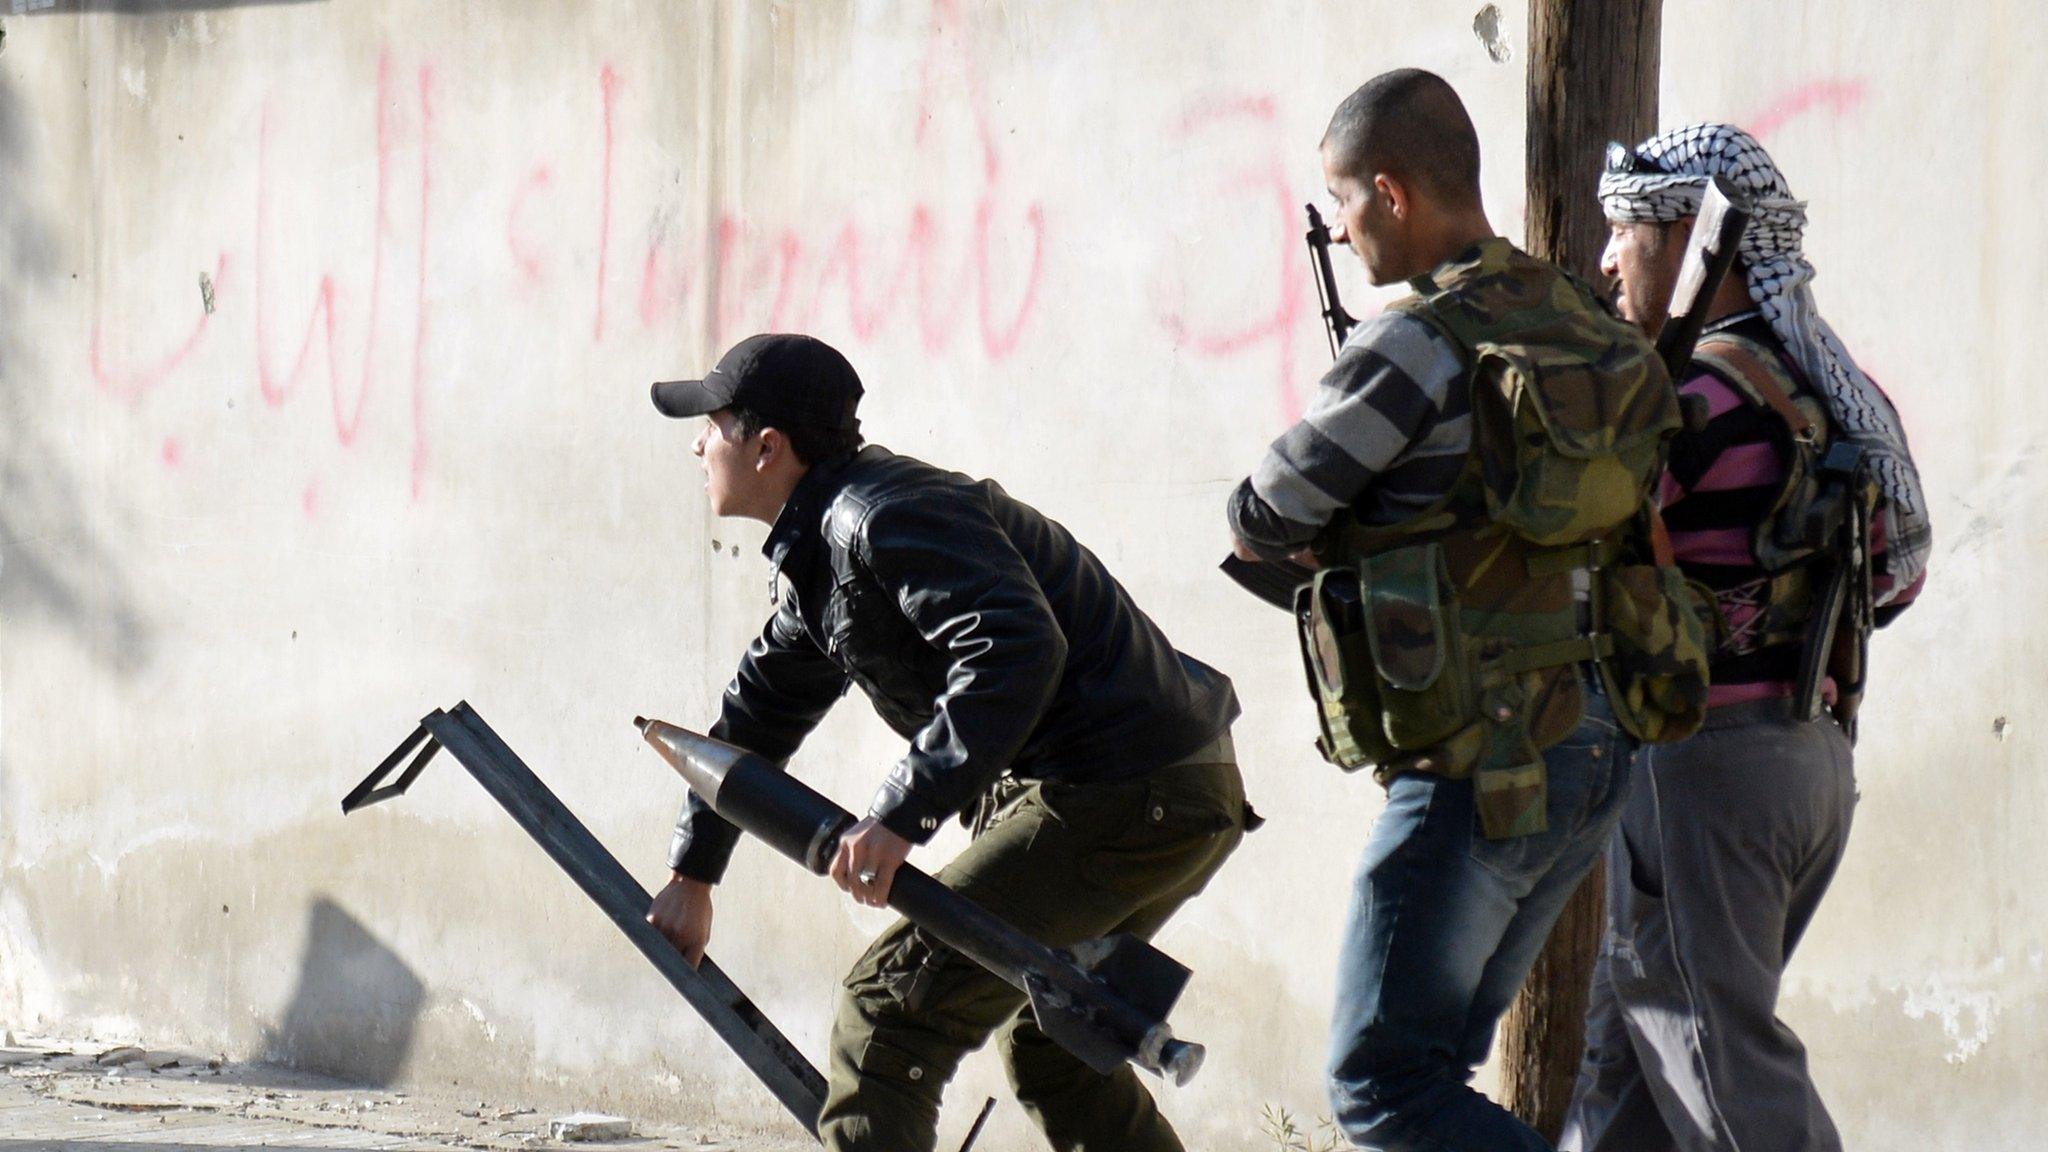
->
[[858, 868, 879, 886]]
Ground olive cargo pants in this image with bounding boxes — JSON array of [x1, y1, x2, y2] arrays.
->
[[817, 751, 1249, 1152]]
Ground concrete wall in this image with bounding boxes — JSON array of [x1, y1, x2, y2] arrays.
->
[[0, 1, 2038, 1147]]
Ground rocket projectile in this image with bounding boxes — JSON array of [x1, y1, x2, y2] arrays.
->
[[636, 717, 1207, 1086]]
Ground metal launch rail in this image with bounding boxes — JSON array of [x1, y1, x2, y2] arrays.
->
[[344, 702, 827, 1137]]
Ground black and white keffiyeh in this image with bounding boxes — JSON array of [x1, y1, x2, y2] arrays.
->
[[1598, 123, 1930, 601]]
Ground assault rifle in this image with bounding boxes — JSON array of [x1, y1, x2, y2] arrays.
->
[[1794, 444, 1874, 737], [1217, 204, 1361, 610], [1306, 203, 1359, 356]]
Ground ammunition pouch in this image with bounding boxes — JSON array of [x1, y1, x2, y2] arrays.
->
[[1467, 339, 1675, 548], [1470, 678, 1548, 842], [1595, 561, 1712, 743], [1297, 240, 1707, 840], [1291, 542, 1555, 842], [1296, 535, 1705, 839], [1516, 537, 1710, 745], [1295, 542, 1471, 774]]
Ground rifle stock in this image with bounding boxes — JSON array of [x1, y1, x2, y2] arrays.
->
[[1655, 176, 1750, 380]]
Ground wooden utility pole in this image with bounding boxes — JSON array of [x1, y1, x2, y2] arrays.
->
[[1505, 0, 1663, 1141], [1526, 0, 1663, 284]]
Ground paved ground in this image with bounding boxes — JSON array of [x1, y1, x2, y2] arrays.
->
[[0, 1037, 800, 1152]]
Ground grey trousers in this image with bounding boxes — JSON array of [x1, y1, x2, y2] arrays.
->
[[1559, 698, 1855, 1152]]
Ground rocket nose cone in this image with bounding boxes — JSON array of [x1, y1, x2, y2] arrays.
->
[[637, 718, 741, 807]]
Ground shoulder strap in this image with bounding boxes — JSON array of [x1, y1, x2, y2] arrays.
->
[[1387, 283, 1467, 352], [1392, 256, 1504, 355], [1692, 331, 1820, 444]]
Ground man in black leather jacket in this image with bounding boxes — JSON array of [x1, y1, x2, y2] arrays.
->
[[644, 333, 1249, 1152]]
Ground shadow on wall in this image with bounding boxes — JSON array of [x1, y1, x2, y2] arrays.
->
[[259, 897, 425, 1087], [5, 0, 323, 13], [0, 73, 155, 678]]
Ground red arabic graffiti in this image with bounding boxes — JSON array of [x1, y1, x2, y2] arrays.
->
[[88, 8, 1051, 509], [253, 47, 435, 498], [88, 253, 230, 404], [507, 164, 553, 288], [1749, 79, 1866, 141], [1154, 93, 1310, 423], [596, 0, 1046, 359], [90, 44, 436, 509], [593, 64, 620, 343], [85, 32, 1863, 509]]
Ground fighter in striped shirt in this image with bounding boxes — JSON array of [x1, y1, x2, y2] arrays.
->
[[1227, 307, 1469, 559], [1227, 68, 1650, 1152]]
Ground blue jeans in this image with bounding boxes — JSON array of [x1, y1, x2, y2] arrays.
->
[[1329, 688, 1636, 1151]]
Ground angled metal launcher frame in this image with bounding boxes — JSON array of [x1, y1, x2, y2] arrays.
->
[[344, 701, 827, 1138]]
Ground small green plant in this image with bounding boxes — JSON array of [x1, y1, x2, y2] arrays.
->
[[1258, 1102, 1348, 1151]]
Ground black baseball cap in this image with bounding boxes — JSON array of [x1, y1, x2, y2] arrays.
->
[[650, 333, 863, 432]]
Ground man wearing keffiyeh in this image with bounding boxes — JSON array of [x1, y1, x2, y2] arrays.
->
[[1560, 124, 1929, 1152]]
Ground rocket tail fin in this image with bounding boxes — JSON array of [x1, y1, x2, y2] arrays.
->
[[1061, 933, 1191, 1022]]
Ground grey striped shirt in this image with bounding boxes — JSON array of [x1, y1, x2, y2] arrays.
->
[[1228, 308, 1469, 559]]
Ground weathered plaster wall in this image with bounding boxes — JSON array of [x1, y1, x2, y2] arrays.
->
[[0, 1, 2035, 1147]]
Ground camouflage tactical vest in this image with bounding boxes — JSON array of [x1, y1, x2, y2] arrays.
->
[[1295, 239, 1711, 839], [1687, 329, 1834, 657]]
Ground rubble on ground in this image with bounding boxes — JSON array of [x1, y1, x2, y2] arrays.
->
[[0, 1033, 802, 1151]]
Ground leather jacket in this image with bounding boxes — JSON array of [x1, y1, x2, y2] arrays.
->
[[669, 445, 1240, 882]]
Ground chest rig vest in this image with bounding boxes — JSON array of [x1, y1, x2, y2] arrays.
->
[[1687, 329, 1834, 657], [1295, 240, 1711, 839], [1691, 326, 1885, 735]]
